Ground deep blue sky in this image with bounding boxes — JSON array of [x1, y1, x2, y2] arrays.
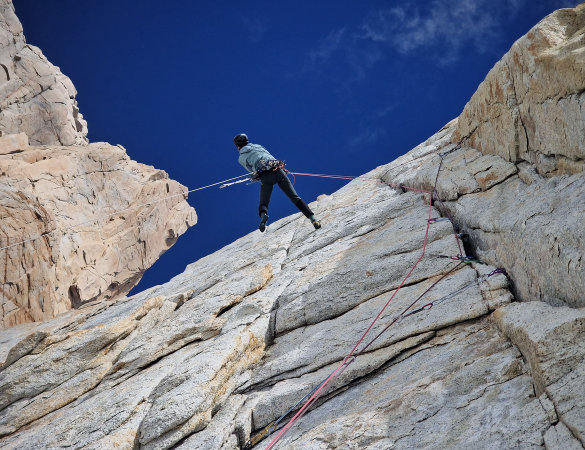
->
[[13, 0, 578, 295]]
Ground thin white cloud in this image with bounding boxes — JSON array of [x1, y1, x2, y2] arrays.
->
[[305, 0, 577, 153], [348, 125, 388, 151], [358, 0, 510, 64], [375, 102, 400, 119], [357, 0, 579, 62], [307, 0, 577, 77], [305, 0, 578, 90], [242, 16, 267, 43], [308, 28, 346, 64], [307, 27, 384, 82]]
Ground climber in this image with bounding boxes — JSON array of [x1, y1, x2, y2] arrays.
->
[[234, 133, 321, 232]]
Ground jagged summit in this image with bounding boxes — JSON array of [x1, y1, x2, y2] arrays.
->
[[0, 1, 87, 145], [0, 2, 584, 450]]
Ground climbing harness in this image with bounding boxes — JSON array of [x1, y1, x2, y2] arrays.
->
[[249, 160, 286, 180], [257, 159, 286, 174]]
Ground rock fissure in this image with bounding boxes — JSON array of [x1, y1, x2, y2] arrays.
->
[[271, 266, 450, 342]]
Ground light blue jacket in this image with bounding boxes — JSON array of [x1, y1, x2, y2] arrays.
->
[[238, 143, 276, 173]]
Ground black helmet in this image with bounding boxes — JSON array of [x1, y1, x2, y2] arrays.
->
[[233, 133, 249, 148]]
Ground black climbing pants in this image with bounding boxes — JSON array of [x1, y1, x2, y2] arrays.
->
[[258, 169, 314, 218]]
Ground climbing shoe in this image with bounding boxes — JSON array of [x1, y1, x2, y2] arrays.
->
[[259, 212, 269, 232]]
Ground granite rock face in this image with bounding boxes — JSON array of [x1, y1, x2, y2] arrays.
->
[[0, 0, 88, 146], [454, 3, 585, 176], [0, 136, 581, 448], [388, 121, 584, 309], [494, 302, 585, 446], [0, 3, 584, 450], [0, 137, 196, 328], [392, 4, 585, 309], [0, 162, 526, 449], [0, 0, 196, 328]]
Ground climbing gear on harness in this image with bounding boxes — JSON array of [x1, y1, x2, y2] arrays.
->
[[259, 212, 269, 232], [233, 133, 249, 147], [251, 159, 286, 179], [258, 160, 285, 172]]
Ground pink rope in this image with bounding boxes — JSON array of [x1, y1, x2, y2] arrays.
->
[[265, 188, 435, 449], [265, 158, 467, 448], [284, 170, 432, 195]]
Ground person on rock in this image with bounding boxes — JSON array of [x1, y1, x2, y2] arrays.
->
[[234, 133, 321, 232]]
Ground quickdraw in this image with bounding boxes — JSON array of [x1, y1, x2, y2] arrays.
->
[[243, 422, 276, 449], [429, 254, 479, 264], [428, 217, 450, 224], [488, 268, 507, 277], [455, 255, 479, 264], [402, 302, 434, 319]]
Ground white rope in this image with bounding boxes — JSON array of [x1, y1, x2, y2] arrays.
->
[[0, 173, 251, 252], [220, 178, 255, 189]]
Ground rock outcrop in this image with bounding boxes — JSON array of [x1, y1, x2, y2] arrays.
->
[[0, 155, 524, 449], [390, 120, 584, 309], [0, 0, 197, 328], [0, 1, 88, 146], [454, 4, 585, 175], [0, 136, 197, 328], [448, 3, 584, 308], [0, 3, 584, 450]]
